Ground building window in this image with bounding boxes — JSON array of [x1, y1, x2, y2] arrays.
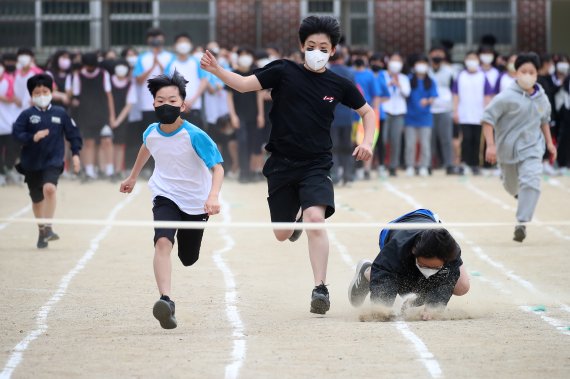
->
[[300, 0, 374, 49], [427, 0, 516, 57], [158, 0, 213, 46], [0, 1, 35, 48], [109, 1, 154, 46], [40, 1, 91, 47]]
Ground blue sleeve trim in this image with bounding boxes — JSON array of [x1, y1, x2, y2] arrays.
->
[[132, 53, 146, 78], [142, 123, 157, 145], [185, 122, 223, 168]]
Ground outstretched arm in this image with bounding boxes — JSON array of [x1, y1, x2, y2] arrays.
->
[[120, 144, 151, 193], [201, 50, 262, 93], [204, 163, 224, 215], [352, 103, 375, 161], [482, 122, 496, 164], [541, 122, 557, 162]]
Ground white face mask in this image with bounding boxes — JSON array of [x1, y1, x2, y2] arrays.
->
[[480, 54, 494, 65], [18, 55, 32, 68], [415, 63, 429, 74], [548, 64, 555, 76], [305, 49, 329, 71], [388, 60, 403, 73], [238, 54, 253, 69], [465, 59, 479, 72], [32, 94, 52, 109], [126, 56, 138, 67], [557, 62, 570, 75], [175, 42, 192, 55], [257, 58, 270, 68], [58, 57, 71, 71], [415, 259, 441, 279], [518, 74, 537, 90], [114, 65, 129, 78]]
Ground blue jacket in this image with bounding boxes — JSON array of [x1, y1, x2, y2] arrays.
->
[[13, 104, 82, 172]]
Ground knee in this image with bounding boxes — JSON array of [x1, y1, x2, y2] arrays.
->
[[274, 230, 292, 242], [155, 237, 173, 254], [43, 183, 57, 197], [303, 210, 325, 224], [453, 277, 470, 296]]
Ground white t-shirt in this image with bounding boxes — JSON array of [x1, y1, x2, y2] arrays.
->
[[133, 50, 175, 112], [430, 65, 454, 114], [204, 73, 229, 124], [0, 75, 20, 135], [143, 120, 223, 215], [169, 56, 206, 110], [14, 66, 43, 113], [453, 70, 494, 124], [499, 73, 516, 93], [381, 71, 411, 115]]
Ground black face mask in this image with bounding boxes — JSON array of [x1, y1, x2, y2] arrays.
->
[[353, 58, 365, 67], [4, 64, 16, 73], [155, 104, 181, 124], [149, 38, 164, 48], [431, 57, 444, 65], [371, 64, 382, 73], [496, 64, 506, 72]]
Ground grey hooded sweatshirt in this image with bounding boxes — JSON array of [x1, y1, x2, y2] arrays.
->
[[481, 81, 551, 164]]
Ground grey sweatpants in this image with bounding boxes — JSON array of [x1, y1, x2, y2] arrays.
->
[[431, 112, 453, 168], [500, 157, 542, 222], [405, 127, 432, 169], [384, 114, 405, 169]]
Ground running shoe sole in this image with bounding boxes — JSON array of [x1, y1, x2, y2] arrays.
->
[[513, 226, 526, 242], [45, 232, 59, 242], [348, 259, 372, 308], [289, 215, 303, 242], [153, 300, 177, 329], [310, 295, 330, 315]]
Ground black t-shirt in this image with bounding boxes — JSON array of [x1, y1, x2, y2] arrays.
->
[[226, 69, 258, 124], [255, 59, 366, 160]]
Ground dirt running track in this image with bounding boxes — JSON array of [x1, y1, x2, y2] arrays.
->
[[1, 172, 569, 378]]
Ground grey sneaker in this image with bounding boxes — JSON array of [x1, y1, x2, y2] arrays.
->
[[153, 296, 177, 329], [513, 225, 526, 242], [348, 259, 372, 307], [44, 226, 59, 242], [37, 229, 48, 249], [310, 283, 330, 315]]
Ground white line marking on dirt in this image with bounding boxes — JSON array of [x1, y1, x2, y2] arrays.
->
[[0, 187, 141, 379], [464, 181, 570, 241], [0, 204, 32, 231], [520, 306, 570, 336], [545, 177, 570, 194], [335, 191, 443, 378], [212, 195, 246, 379]]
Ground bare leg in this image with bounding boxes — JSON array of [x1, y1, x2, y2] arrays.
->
[[273, 207, 302, 241], [453, 264, 470, 296], [154, 237, 173, 297], [304, 206, 328, 286], [113, 144, 125, 175], [81, 139, 97, 177], [42, 183, 57, 219], [98, 137, 114, 176], [228, 140, 239, 174]]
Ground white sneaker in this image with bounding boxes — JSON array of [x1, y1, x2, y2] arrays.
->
[[405, 167, 415, 177], [543, 162, 559, 176], [418, 167, 429, 177], [378, 165, 388, 178], [0, 174, 6, 186]]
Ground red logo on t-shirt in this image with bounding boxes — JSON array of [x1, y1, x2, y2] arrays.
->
[[323, 96, 335, 103]]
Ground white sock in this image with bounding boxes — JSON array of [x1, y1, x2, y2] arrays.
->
[[105, 164, 114, 176], [85, 164, 96, 178]]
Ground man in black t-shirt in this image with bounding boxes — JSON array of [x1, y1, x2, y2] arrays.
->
[[201, 16, 377, 315]]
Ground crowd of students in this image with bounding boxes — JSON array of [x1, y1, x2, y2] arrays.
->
[[1, 27, 570, 186]]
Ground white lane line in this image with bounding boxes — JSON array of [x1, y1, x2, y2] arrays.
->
[[0, 204, 32, 231], [520, 306, 570, 336], [544, 177, 570, 194], [211, 195, 246, 379], [0, 187, 141, 379], [384, 182, 570, 331], [334, 194, 443, 378], [464, 181, 570, 241]]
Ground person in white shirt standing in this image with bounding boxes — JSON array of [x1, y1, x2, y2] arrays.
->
[[0, 54, 21, 186], [429, 47, 456, 175], [130, 28, 175, 173], [169, 33, 208, 131], [120, 71, 224, 329], [382, 53, 411, 176], [13, 48, 43, 115], [452, 52, 494, 175]]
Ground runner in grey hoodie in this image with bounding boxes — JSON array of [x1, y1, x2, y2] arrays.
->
[[482, 53, 557, 242]]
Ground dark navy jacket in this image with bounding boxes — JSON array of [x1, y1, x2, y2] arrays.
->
[[12, 104, 82, 172], [370, 210, 463, 308]]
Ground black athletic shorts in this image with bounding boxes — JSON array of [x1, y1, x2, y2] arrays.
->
[[21, 166, 63, 203], [262, 153, 335, 222], [152, 196, 209, 267]]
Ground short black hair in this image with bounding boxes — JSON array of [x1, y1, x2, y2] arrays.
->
[[413, 229, 459, 263], [2, 53, 17, 63], [17, 47, 34, 57], [27, 73, 53, 95], [299, 16, 341, 46], [146, 27, 164, 39], [515, 52, 540, 71], [237, 46, 254, 56], [174, 33, 192, 43], [147, 70, 188, 99], [82, 52, 99, 67]]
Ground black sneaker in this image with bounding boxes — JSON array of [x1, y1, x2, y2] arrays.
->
[[153, 296, 177, 329], [310, 283, 330, 315], [513, 225, 526, 243], [289, 215, 303, 242], [348, 259, 372, 307], [44, 226, 59, 242], [37, 229, 48, 249]]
